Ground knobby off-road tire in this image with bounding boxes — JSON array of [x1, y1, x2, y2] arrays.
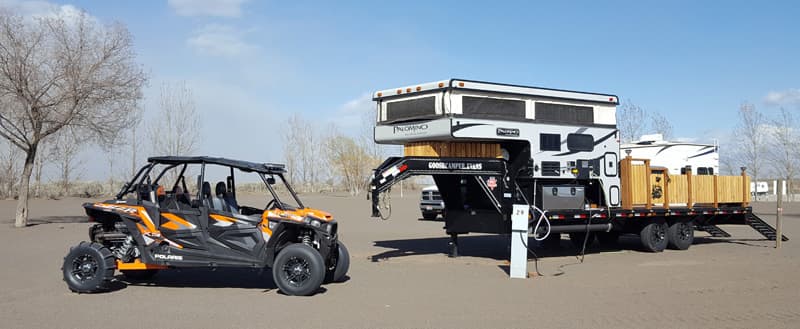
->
[[640, 222, 669, 252], [272, 244, 325, 296], [121, 269, 159, 281], [667, 221, 694, 250], [325, 242, 350, 283], [62, 241, 116, 293]]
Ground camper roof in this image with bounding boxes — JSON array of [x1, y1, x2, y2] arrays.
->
[[373, 79, 619, 105]]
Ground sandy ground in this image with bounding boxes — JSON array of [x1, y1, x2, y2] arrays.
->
[[0, 193, 798, 329]]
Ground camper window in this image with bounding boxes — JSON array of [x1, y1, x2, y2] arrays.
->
[[461, 96, 526, 119], [540, 133, 561, 151], [697, 167, 714, 175], [567, 134, 593, 152], [535, 102, 594, 124], [385, 96, 437, 122]]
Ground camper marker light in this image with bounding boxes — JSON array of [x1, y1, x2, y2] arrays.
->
[[458, 82, 465, 87], [416, 86, 422, 91], [571, 168, 579, 175], [406, 88, 412, 93], [377, 92, 382, 97], [396, 89, 402, 94], [438, 82, 444, 87], [398, 164, 408, 172]]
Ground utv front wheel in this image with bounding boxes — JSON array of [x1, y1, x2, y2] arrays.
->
[[273, 244, 325, 296], [62, 241, 116, 293], [325, 242, 350, 283]]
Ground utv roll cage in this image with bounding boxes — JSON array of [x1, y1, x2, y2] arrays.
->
[[117, 156, 303, 210]]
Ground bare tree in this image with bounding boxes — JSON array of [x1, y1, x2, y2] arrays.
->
[[650, 112, 674, 140], [0, 10, 147, 227], [735, 102, 765, 198], [48, 129, 84, 196], [0, 139, 21, 199], [282, 114, 303, 186], [148, 82, 200, 156], [616, 100, 648, 142], [767, 108, 798, 199], [282, 113, 326, 192], [323, 125, 378, 195]]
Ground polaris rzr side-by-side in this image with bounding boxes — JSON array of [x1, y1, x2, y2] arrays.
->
[[62, 156, 349, 296]]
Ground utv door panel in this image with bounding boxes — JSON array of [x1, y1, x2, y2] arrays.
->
[[160, 210, 207, 250], [206, 212, 266, 262]]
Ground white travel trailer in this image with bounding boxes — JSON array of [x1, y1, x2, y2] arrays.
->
[[621, 134, 718, 175]]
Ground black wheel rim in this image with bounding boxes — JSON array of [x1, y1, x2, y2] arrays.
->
[[71, 254, 99, 282], [678, 223, 693, 241], [282, 256, 311, 287], [651, 224, 666, 245]]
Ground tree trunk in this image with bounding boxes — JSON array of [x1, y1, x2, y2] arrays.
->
[[14, 148, 36, 228]]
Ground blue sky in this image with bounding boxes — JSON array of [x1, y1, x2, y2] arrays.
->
[[3, 0, 799, 179]]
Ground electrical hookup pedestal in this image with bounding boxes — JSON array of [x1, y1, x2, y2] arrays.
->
[[510, 204, 529, 279]]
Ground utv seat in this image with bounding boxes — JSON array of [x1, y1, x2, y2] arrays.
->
[[211, 182, 230, 212]]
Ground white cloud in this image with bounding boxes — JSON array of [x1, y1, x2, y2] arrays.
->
[[186, 24, 256, 57], [168, 0, 249, 18], [329, 93, 374, 130], [765, 88, 800, 106], [0, 0, 94, 24]]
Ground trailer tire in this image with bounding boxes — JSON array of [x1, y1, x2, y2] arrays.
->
[[569, 232, 595, 249], [667, 221, 694, 250], [640, 222, 668, 252]]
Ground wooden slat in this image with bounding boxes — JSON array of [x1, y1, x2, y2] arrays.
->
[[403, 142, 502, 158], [620, 156, 633, 210]]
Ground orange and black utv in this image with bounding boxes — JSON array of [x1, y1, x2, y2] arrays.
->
[[62, 156, 348, 296]]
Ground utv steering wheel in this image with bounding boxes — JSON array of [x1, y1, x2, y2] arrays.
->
[[265, 199, 278, 210]]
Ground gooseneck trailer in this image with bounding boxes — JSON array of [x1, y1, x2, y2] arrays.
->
[[368, 79, 786, 273]]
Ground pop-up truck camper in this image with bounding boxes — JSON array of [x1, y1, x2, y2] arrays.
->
[[368, 79, 786, 278]]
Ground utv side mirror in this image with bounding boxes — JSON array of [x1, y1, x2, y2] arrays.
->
[[266, 177, 276, 185]]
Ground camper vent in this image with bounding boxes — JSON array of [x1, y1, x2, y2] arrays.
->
[[541, 161, 560, 176]]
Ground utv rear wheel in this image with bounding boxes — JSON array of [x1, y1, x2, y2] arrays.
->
[[62, 242, 116, 293], [325, 242, 350, 283], [273, 244, 325, 296], [121, 269, 159, 281]]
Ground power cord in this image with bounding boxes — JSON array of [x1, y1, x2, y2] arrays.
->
[[518, 230, 542, 277]]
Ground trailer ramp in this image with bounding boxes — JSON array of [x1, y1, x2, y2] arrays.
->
[[747, 214, 789, 241], [696, 225, 732, 238]]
